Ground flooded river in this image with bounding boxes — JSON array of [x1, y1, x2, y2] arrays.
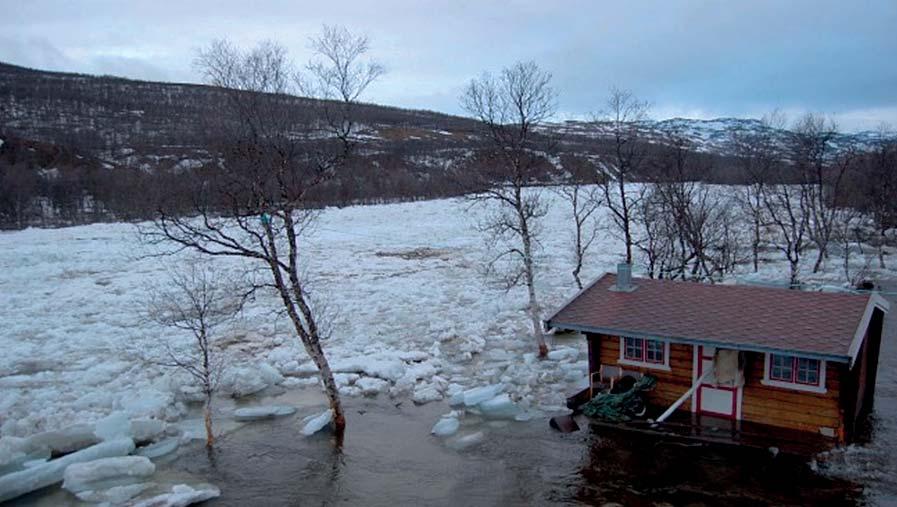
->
[[13, 291, 897, 506], [157, 287, 897, 506], [164, 395, 867, 506]]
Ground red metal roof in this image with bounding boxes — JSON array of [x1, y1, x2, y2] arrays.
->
[[546, 273, 884, 361]]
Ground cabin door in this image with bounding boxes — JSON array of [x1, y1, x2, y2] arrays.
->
[[694, 345, 740, 420]]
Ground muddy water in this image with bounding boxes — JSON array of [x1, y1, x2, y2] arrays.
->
[[156, 289, 897, 506], [162, 398, 859, 506]]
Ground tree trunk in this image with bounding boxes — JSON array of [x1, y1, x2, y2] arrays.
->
[[812, 245, 825, 273], [843, 240, 851, 284], [519, 209, 547, 357], [572, 218, 584, 290], [203, 395, 215, 449], [307, 342, 346, 441], [264, 233, 346, 443], [879, 229, 887, 269], [752, 218, 760, 272]]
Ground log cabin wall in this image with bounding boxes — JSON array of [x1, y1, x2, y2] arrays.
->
[[587, 332, 846, 437], [741, 352, 843, 437], [589, 333, 695, 410]]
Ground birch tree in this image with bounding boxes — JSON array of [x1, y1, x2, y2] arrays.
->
[[790, 114, 853, 273], [729, 111, 785, 272], [858, 125, 897, 268], [556, 156, 602, 289], [145, 261, 242, 448], [460, 61, 556, 357], [147, 27, 382, 442], [598, 87, 650, 264]]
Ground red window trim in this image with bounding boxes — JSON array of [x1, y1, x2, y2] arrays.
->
[[623, 337, 665, 364], [768, 354, 821, 386]]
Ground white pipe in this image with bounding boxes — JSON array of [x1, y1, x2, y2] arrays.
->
[[654, 369, 713, 425]]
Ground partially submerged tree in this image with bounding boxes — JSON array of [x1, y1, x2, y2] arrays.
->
[[145, 261, 242, 448], [556, 156, 602, 289], [460, 60, 556, 357], [597, 87, 650, 264], [146, 27, 382, 441]]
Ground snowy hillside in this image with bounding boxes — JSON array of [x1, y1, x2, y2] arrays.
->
[[549, 117, 894, 155]]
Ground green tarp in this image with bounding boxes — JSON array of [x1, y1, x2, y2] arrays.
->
[[582, 375, 657, 422]]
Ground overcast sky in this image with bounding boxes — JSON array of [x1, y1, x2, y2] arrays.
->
[[2, 1, 895, 131]]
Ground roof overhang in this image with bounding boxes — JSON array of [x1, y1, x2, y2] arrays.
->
[[545, 320, 854, 364]]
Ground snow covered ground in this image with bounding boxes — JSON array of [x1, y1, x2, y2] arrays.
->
[[1, 186, 893, 440]]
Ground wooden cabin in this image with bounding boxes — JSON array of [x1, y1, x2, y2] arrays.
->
[[545, 265, 889, 444]]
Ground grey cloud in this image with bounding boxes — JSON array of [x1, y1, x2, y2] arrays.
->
[[1, 0, 895, 131]]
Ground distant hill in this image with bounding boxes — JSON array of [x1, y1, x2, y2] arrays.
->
[[1, 61, 893, 228]]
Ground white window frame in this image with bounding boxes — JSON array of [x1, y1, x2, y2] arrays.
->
[[618, 336, 671, 371], [761, 353, 827, 394]]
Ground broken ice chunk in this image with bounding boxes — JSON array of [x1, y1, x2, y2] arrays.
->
[[431, 417, 460, 437], [301, 409, 334, 436], [460, 383, 505, 407], [94, 412, 133, 441], [233, 405, 297, 422], [355, 377, 389, 396], [477, 394, 520, 419], [547, 348, 579, 361], [136, 438, 180, 459], [0, 438, 135, 503], [447, 432, 484, 450], [130, 483, 221, 507], [62, 456, 155, 493]]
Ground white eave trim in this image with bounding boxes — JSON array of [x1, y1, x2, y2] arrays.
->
[[847, 293, 890, 368]]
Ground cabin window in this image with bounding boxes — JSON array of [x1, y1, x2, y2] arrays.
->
[[619, 337, 670, 370], [762, 353, 826, 393]]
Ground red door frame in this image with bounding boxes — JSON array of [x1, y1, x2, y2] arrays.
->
[[695, 346, 738, 420]]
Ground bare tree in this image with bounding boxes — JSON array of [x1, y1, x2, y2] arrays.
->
[[858, 125, 897, 268], [460, 61, 556, 357], [146, 27, 382, 442], [634, 185, 675, 278], [145, 261, 243, 448], [598, 87, 650, 264], [761, 180, 812, 288], [641, 130, 745, 282], [555, 156, 602, 289], [790, 114, 853, 273], [831, 207, 872, 286], [729, 111, 785, 271]]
